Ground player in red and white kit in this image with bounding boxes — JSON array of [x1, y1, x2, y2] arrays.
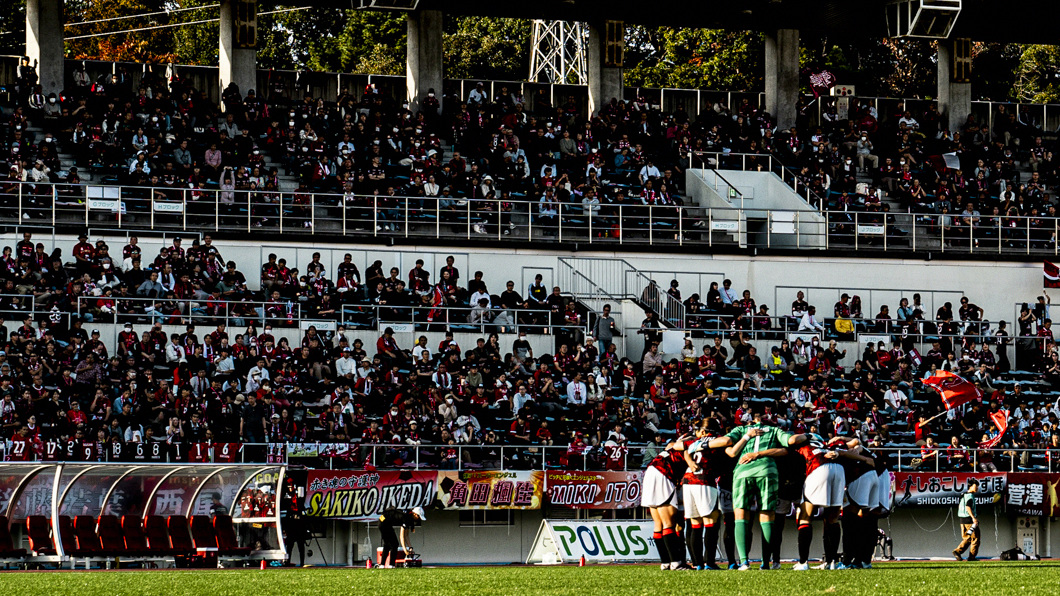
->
[[792, 433, 846, 570], [7, 425, 37, 461], [642, 434, 701, 570], [836, 438, 877, 569], [682, 421, 729, 570]]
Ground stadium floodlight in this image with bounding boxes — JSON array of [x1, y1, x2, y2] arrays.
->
[[885, 0, 962, 38], [351, 0, 421, 9]]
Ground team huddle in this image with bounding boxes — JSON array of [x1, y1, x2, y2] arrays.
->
[[641, 412, 892, 570]]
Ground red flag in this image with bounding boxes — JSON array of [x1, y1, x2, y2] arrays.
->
[[979, 409, 1009, 449], [922, 370, 981, 410], [1045, 261, 1060, 288]]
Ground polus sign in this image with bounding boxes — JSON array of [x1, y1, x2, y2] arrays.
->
[[526, 520, 654, 563]]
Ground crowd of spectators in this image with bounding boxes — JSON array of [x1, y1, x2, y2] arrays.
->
[[0, 231, 1057, 471], [4, 61, 1054, 246]]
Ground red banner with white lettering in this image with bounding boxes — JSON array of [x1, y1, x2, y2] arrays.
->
[[1006, 473, 1060, 516], [1045, 261, 1060, 288], [544, 471, 643, 509], [979, 410, 1009, 449], [922, 370, 981, 410], [302, 470, 436, 520]]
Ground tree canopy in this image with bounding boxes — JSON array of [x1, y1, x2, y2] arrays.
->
[[2, 1, 1058, 104]]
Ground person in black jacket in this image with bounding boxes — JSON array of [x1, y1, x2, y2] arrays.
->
[[378, 506, 426, 567]]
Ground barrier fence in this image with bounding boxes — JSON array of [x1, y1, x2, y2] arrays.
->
[[5, 180, 1058, 255], [2, 441, 1053, 473]]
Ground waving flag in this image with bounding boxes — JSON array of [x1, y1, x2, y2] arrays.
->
[[1045, 261, 1060, 288], [922, 370, 981, 410], [979, 409, 1009, 449]]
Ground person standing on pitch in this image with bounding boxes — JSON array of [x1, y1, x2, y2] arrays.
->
[[953, 479, 980, 561], [714, 412, 807, 570], [378, 506, 426, 568]]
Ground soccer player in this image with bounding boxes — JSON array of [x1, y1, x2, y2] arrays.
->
[[836, 438, 877, 569], [683, 421, 728, 570], [765, 450, 804, 570], [865, 444, 894, 564], [641, 434, 696, 570], [713, 413, 807, 570], [792, 433, 846, 571]]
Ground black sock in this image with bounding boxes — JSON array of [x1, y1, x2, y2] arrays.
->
[[797, 524, 813, 564], [705, 524, 720, 566], [824, 522, 841, 563], [664, 530, 686, 564], [841, 513, 857, 565], [723, 515, 736, 565], [686, 525, 704, 567], [862, 516, 878, 564], [653, 532, 671, 565], [771, 515, 786, 564]]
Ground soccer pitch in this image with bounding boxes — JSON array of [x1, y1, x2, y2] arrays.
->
[[0, 563, 1055, 596]]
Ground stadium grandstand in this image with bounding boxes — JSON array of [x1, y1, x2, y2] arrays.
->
[[0, 0, 1059, 578]]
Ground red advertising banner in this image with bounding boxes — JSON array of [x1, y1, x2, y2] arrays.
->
[[893, 472, 1006, 507], [1006, 473, 1060, 517], [303, 470, 436, 520], [437, 471, 544, 510], [544, 471, 644, 509]]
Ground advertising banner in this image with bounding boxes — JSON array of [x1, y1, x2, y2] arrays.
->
[[893, 472, 1006, 507], [437, 470, 544, 510], [544, 471, 643, 509], [1006, 472, 1060, 517], [526, 520, 655, 564], [303, 470, 436, 520]]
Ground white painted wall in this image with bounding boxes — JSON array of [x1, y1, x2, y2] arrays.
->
[[12, 233, 1044, 352], [687, 169, 827, 248], [301, 508, 1052, 565]]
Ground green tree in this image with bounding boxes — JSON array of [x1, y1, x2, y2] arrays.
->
[[66, 0, 177, 62], [624, 28, 763, 91], [1013, 44, 1060, 103], [0, 0, 25, 56], [443, 17, 530, 81]]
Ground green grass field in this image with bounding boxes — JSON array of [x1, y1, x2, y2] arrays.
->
[[0, 562, 1054, 595]]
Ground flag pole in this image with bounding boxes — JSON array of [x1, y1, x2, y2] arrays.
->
[[921, 410, 950, 425]]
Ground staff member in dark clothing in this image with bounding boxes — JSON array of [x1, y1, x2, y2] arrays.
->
[[378, 506, 426, 567]]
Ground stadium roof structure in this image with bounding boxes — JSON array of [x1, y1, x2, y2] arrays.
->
[[327, 0, 1060, 44]]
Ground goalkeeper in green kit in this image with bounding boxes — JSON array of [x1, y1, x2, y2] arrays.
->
[[715, 413, 807, 570]]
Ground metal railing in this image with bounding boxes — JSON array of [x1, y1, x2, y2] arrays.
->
[[558, 257, 686, 328], [338, 303, 590, 336], [76, 295, 303, 328], [6, 180, 1060, 255], [4, 439, 1053, 473]]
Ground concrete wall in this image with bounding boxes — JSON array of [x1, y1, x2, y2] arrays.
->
[[299, 508, 1054, 565]]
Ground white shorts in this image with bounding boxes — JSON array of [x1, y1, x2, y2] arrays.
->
[[641, 466, 679, 508], [682, 484, 719, 519], [802, 463, 846, 507], [846, 472, 879, 508], [876, 471, 894, 511], [718, 488, 734, 514]]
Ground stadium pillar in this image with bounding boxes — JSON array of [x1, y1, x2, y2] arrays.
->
[[587, 21, 624, 116], [406, 9, 443, 116], [764, 29, 799, 131], [25, 0, 64, 96], [937, 38, 972, 134], [219, 0, 258, 107]]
